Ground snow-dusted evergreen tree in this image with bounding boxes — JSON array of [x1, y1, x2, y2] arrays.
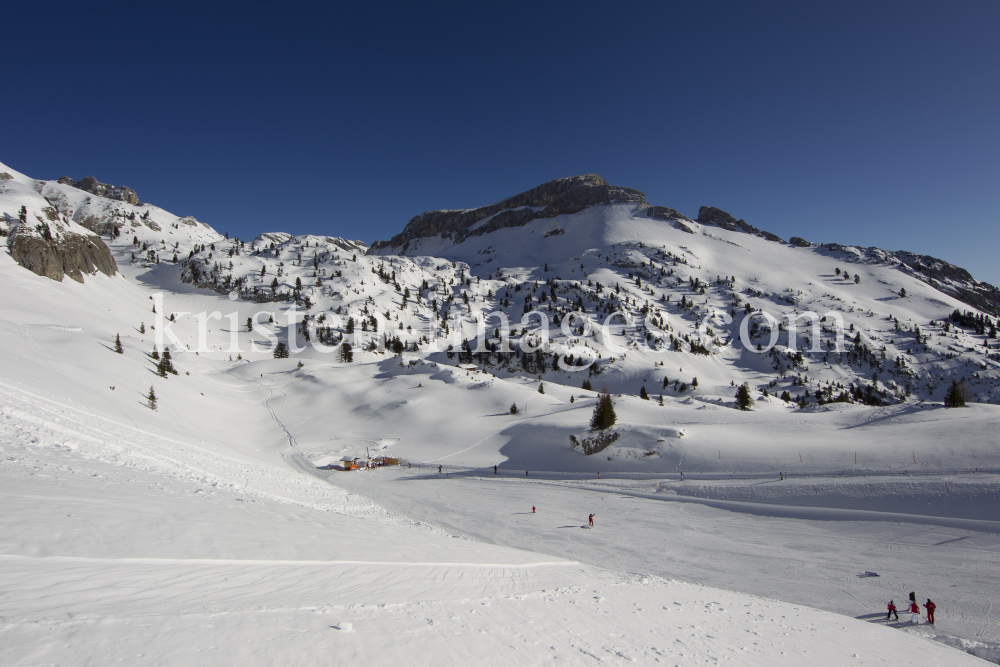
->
[[146, 386, 157, 410], [273, 342, 289, 359], [114, 334, 123, 354], [509, 402, 519, 415], [340, 342, 353, 363]]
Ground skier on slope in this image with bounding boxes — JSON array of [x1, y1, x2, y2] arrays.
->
[[532, 506, 536, 513], [438, 465, 442, 474], [886, 600, 899, 622], [924, 599, 936, 625], [909, 599, 921, 624], [588, 513, 595, 527]]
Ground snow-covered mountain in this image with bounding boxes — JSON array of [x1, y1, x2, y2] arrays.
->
[[3, 159, 999, 664]]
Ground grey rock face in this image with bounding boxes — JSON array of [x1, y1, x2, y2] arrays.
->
[[789, 236, 811, 247], [646, 206, 695, 233], [62, 176, 141, 206], [370, 174, 647, 252], [8, 224, 117, 283], [697, 206, 784, 243]]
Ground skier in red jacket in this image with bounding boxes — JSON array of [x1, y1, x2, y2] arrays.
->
[[588, 513, 595, 526], [909, 600, 921, 624], [886, 600, 899, 622], [924, 599, 936, 625]]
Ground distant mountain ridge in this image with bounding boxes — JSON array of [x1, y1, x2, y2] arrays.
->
[[370, 173, 1000, 317]]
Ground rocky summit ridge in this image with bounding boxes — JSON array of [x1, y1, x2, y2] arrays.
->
[[369, 174, 647, 253]]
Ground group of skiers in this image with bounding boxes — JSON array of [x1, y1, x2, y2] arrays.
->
[[886, 592, 935, 626]]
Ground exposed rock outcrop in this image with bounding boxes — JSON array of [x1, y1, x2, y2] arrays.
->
[[697, 206, 784, 243], [789, 236, 811, 247], [370, 174, 647, 252], [646, 206, 695, 233], [58, 175, 141, 206], [7, 218, 117, 283]]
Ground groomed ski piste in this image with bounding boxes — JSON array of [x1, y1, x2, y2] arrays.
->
[[2, 161, 999, 665]]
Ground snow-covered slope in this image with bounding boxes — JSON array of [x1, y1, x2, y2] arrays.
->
[[2, 160, 999, 665]]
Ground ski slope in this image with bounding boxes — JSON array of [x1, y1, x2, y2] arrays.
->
[[2, 160, 999, 664]]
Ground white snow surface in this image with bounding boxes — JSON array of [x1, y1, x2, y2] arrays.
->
[[1, 160, 999, 665]]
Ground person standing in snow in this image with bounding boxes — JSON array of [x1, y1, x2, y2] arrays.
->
[[886, 600, 899, 622], [924, 599, 936, 625], [494, 465, 497, 474], [438, 465, 442, 474], [909, 599, 921, 624], [526, 469, 529, 476], [532, 506, 536, 513], [588, 513, 594, 527]]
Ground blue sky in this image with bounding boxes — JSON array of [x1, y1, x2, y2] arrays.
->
[[4, 1, 999, 282]]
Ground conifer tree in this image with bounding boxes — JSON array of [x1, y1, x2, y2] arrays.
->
[[340, 342, 353, 363], [139, 322, 145, 334], [735, 383, 753, 411], [589, 388, 617, 430], [944, 380, 967, 408], [247, 317, 253, 332], [146, 386, 157, 410], [639, 385, 649, 400], [509, 402, 519, 415], [273, 342, 289, 358], [114, 334, 123, 354], [538, 382, 545, 394]]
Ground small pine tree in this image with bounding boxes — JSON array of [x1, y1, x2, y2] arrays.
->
[[538, 382, 545, 394], [114, 334, 123, 354], [139, 322, 145, 334], [247, 317, 253, 332], [340, 342, 353, 363], [273, 342, 289, 359], [589, 389, 617, 430], [510, 402, 519, 415], [692, 377, 699, 388], [899, 287, 907, 298], [735, 383, 753, 411], [151, 347, 160, 360], [639, 385, 649, 400], [346, 317, 355, 334], [146, 386, 157, 410], [854, 274, 860, 284], [658, 394, 664, 406], [944, 380, 967, 408], [582, 379, 593, 391]]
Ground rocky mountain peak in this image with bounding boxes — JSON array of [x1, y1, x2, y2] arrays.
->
[[370, 174, 647, 252], [58, 176, 141, 206]]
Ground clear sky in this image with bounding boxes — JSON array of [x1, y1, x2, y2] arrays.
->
[[4, 1, 999, 282]]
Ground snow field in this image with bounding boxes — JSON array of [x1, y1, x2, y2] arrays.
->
[[0, 414, 988, 666]]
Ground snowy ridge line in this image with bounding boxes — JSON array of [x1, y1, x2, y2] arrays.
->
[[0, 381, 408, 526], [0, 554, 579, 568]]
